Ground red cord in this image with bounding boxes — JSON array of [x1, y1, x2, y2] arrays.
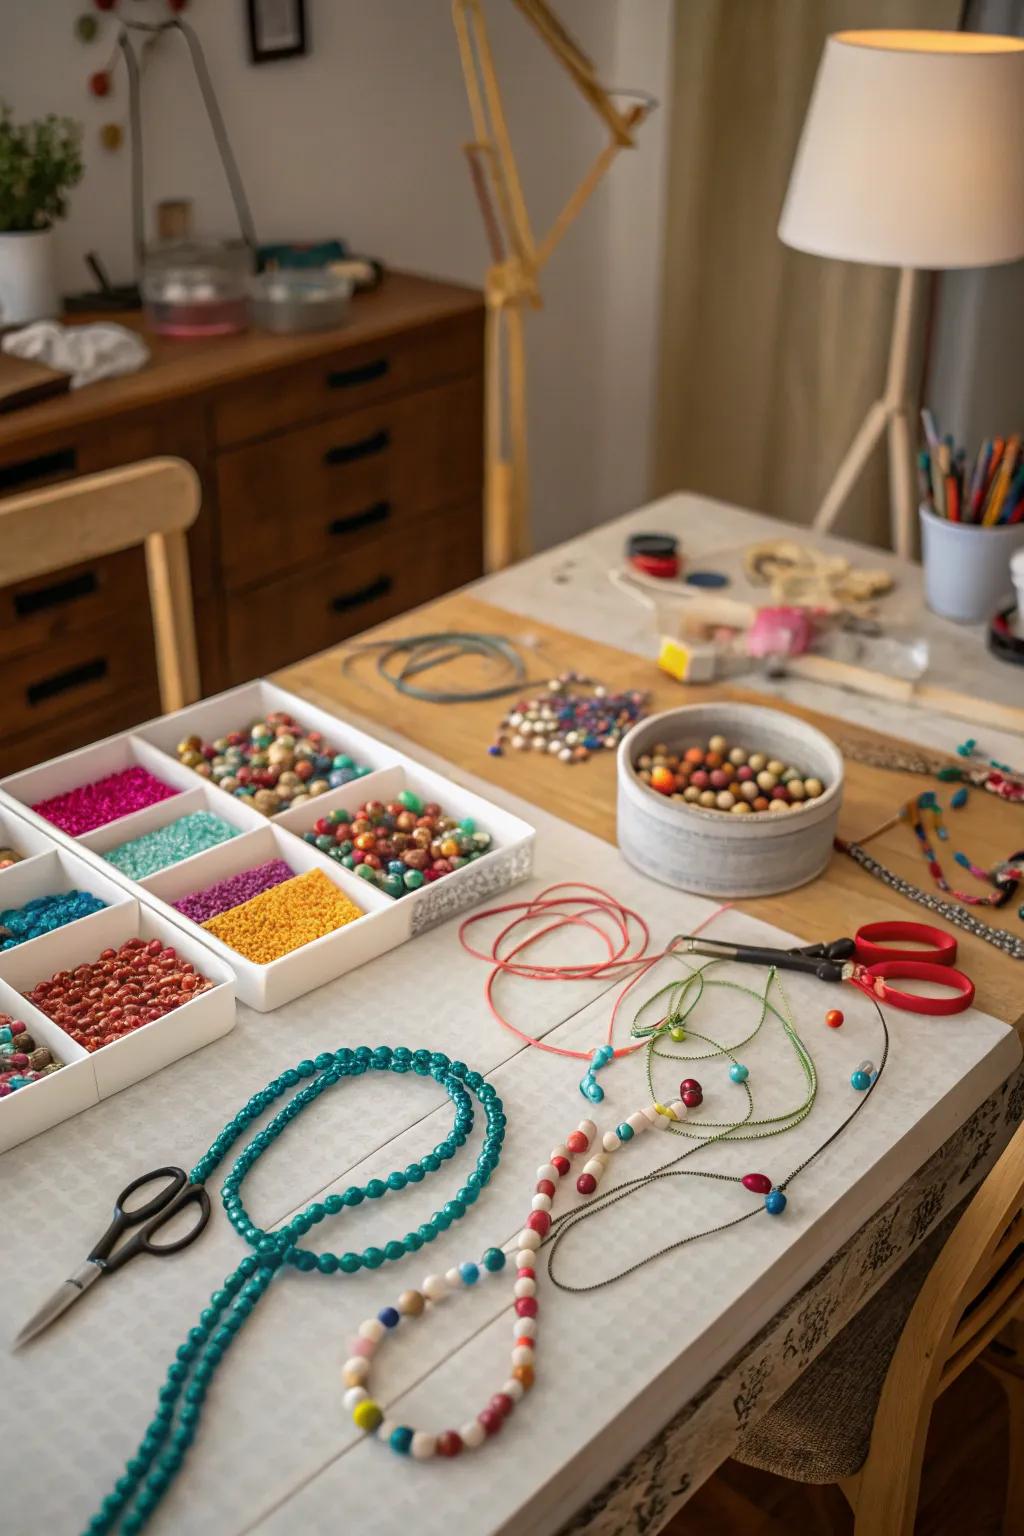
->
[[458, 881, 728, 1062]]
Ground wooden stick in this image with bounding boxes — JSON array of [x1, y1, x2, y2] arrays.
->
[[505, 302, 530, 562], [512, 0, 638, 144], [536, 115, 645, 269], [145, 527, 201, 712]]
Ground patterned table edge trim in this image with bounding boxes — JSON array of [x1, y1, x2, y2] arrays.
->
[[561, 1065, 1024, 1536]]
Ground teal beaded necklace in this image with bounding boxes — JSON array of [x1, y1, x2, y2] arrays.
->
[[81, 1044, 506, 1536]]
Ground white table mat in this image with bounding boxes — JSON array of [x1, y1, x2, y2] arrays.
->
[[2, 766, 1018, 1536]]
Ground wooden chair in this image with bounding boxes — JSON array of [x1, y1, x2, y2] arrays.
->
[[734, 1118, 1024, 1534], [0, 456, 202, 713]]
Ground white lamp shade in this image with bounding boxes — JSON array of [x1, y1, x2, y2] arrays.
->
[[779, 30, 1024, 270]]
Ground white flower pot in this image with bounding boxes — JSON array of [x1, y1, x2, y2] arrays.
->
[[0, 226, 59, 326]]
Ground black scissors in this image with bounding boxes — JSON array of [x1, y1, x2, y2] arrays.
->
[[14, 1167, 210, 1348]]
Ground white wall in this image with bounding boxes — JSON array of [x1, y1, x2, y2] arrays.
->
[[1, 0, 672, 549]]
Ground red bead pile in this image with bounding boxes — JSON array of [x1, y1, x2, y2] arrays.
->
[[25, 937, 213, 1052]]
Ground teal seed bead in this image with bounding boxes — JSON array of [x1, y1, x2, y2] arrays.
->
[[616, 1122, 635, 1141], [362, 1246, 385, 1269], [317, 1253, 339, 1274], [340, 1252, 361, 1273], [444, 1199, 465, 1220], [384, 1240, 405, 1262], [324, 1194, 344, 1214], [365, 1179, 387, 1199], [387, 1171, 407, 1190], [403, 1231, 423, 1252], [344, 1186, 364, 1206], [404, 1163, 425, 1183], [481, 1246, 506, 1272], [729, 1063, 749, 1084]]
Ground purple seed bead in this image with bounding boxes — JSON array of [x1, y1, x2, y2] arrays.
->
[[32, 767, 179, 835], [173, 859, 295, 923]]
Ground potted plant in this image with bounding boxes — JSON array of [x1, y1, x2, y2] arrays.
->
[[0, 103, 83, 325]]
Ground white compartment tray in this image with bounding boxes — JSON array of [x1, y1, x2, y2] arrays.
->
[[0, 679, 535, 1012]]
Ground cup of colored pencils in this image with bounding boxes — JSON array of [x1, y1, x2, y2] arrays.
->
[[918, 410, 1024, 624]]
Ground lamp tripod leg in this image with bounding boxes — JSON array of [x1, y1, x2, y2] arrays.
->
[[812, 399, 889, 535]]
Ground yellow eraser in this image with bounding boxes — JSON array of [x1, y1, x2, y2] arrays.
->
[[657, 637, 691, 680]]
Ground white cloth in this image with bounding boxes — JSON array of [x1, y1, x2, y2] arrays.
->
[[1, 320, 149, 389]]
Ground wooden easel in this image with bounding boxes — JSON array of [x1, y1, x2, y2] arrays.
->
[[452, 0, 651, 571]]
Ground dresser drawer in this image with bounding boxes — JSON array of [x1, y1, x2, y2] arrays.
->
[[215, 375, 483, 591], [0, 547, 151, 664], [3, 684, 162, 775], [4, 612, 159, 741], [223, 504, 483, 680], [211, 312, 483, 447]]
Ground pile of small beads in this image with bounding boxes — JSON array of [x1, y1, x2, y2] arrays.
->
[[0, 1016, 63, 1097], [173, 858, 294, 924], [349, 1099, 699, 1460], [31, 766, 180, 835], [0, 889, 106, 950], [105, 810, 240, 880], [202, 868, 363, 962], [24, 937, 213, 1051], [0, 846, 24, 871], [635, 733, 826, 815], [489, 672, 649, 763], [302, 790, 492, 898], [175, 711, 373, 817]]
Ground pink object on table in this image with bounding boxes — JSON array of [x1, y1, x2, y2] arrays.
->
[[745, 605, 817, 659], [32, 767, 179, 835]]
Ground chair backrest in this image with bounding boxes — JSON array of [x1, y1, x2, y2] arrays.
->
[[860, 1117, 1024, 1526], [0, 456, 202, 712]]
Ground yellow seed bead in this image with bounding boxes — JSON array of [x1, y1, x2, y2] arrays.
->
[[352, 1398, 383, 1431], [202, 869, 362, 963]]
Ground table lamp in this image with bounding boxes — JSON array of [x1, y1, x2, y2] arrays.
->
[[779, 29, 1024, 557]]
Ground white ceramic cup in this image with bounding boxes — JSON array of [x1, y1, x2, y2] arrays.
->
[[919, 504, 1024, 624], [0, 227, 59, 325]]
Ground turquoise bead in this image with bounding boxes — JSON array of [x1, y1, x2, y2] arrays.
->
[[481, 1247, 506, 1272], [729, 1063, 749, 1084], [390, 1425, 414, 1454], [387, 1171, 407, 1190], [384, 1240, 404, 1262], [459, 1261, 480, 1285], [365, 1179, 387, 1199], [616, 1122, 635, 1141], [851, 1070, 872, 1091], [362, 1247, 384, 1269], [764, 1189, 787, 1215]]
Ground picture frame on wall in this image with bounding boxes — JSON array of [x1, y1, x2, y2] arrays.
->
[[247, 0, 308, 64]]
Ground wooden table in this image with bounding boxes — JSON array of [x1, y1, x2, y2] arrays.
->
[[279, 590, 1024, 1030]]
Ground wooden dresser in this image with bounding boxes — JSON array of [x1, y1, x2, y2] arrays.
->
[[0, 272, 484, 774]]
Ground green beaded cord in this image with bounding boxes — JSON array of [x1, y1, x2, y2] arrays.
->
[[80, 1045, 505, 1536]]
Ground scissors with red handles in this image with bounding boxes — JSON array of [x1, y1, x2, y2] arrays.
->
[[676, 921, 975, 1015]]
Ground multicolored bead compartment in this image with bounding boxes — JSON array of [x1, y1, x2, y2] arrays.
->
[[0, 680, 536, 1014], [0, 832, 236, 1155]]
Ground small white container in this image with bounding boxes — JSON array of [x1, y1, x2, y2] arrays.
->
[[617, 703, 843, 898], [1011, 547, 1024, 634], [919, 504, 1024, 624]]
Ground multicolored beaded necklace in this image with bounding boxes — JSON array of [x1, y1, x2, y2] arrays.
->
[[348, 966, 888, 1459], [80, 1046, 506, 1535], [902, 794, 1023, 909]]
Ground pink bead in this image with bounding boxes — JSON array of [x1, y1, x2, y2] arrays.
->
[[349, 1337, 375, 1358], [516, 1266, 535, 1280], [565, 1130, 588, 1154], [526, 1210, 550, 1235], [742, 1173, 772, 1194], [515, 1297, 538, 1318], [576, 1173, 597, 1195], [551, 1155, 570, 1176]]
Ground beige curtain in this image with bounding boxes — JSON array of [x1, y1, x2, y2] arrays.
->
[[653, 0, 959, 547]]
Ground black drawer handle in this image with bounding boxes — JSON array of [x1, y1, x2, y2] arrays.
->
[[324, 429, 390, 467], [0, 447, 77, 493], [326, 357, 389, 390], [330, 575, 392, 614], [328, 500, 391, 538], [14, 569, 98, 617], [26, 657, 108, 706]]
